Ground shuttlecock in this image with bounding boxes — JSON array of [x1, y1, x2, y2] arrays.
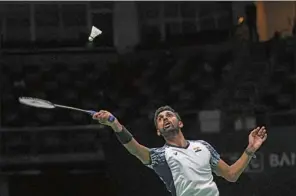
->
[[88, 26, 102, 41]]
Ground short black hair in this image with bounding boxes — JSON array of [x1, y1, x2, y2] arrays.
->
[[154, 105, 181, 127]]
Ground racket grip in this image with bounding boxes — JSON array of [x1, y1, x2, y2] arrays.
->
[[88, 110, 115, 122], [88, 110, 97, 116]]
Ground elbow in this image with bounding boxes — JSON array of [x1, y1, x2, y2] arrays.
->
[[228, 177, 238, 183], [130, 150, 149, 164], [226, 173, 238, 182]]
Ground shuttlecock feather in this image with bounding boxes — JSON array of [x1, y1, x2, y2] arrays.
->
[[88, 26, 102, 41]]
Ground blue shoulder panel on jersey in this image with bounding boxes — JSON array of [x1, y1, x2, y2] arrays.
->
[[145, 146, 176, 196]]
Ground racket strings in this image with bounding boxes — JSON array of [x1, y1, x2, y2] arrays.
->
[[19, 97, 55, 109]]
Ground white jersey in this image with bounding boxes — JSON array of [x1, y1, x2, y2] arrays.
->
[[145, 140, 220, 196]]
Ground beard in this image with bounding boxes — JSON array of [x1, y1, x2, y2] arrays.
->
[[159, 123, 180, 140]]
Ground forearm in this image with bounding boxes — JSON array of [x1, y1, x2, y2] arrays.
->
[[218, 126, 267, 182], [110, 120, 150, 164], [111, 120, 136, 154], [111, 120, 123, 132], [229, 146, 256, 181]]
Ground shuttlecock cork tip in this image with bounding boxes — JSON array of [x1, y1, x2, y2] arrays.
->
[[88, 26, 102, 41]]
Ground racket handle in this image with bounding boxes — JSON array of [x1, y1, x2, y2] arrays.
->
[[88, 110, 115, 122], [88, 110, 97, 116]]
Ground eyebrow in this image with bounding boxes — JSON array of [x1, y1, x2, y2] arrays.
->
[[158, 114, 163, 119]]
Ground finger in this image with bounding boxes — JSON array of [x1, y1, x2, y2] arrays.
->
[[97, 115, 107, 123], [251, 127, 260, 136], [93, 111, 105, 120], [100, 110, 107, 114], [100, 113, 111, 122], [261, 129, 267, 137], [100, 113, 108, 120], [261, 129, 266, 136], [94, 112, 103, 119], [251, 127, 260, 133], [262, 133, 267, 141], [258, 127, 265, 136], [92, 112, 100, 119]]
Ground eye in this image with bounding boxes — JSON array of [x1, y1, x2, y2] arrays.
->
[[167, 113, 173, 117]]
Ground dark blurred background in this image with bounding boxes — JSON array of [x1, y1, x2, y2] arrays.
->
[[0, 1, 295, 196]]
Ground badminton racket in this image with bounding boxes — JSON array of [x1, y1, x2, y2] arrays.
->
[[18, 97, 115, 122]]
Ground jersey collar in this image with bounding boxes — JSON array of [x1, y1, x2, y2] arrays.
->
[[165, 140, 190, 149]]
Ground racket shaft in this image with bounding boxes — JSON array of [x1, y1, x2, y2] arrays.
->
[[54, 104, 115, 122], [54, 104, 93, 114]]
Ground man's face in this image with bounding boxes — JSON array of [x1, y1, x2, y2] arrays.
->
[[156, 110, 182, 137]]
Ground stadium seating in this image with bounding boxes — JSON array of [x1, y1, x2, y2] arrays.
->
[[1, 38, 295, 129]]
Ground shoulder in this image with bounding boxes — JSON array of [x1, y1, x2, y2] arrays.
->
[[189, 140, 220, 170], [145, 146, 168, 168], [149, 146, 167, 157]]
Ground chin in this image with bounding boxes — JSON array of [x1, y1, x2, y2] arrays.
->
[[161, 128, 179, 138]]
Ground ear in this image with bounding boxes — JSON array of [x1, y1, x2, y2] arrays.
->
[[157, 129, 161, 136], [178, 121, 184, 128]]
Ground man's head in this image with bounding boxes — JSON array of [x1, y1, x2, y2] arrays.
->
[[154, 106, 183, 138]]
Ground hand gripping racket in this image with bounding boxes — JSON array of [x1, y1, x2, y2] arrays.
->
[[18, 97, 115, 122]]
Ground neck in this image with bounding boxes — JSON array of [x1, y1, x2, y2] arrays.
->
[[164, 131, 188, 148]]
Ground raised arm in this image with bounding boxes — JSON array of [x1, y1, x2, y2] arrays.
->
[[215, 126, 267, 182], [93, 110, 151, 164]]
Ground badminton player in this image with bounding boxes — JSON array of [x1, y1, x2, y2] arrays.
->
[[93, 106, 267, 196]]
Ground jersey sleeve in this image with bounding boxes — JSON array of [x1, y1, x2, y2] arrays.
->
[[199, 140, 221, 173], [145, 147, 166, 169]]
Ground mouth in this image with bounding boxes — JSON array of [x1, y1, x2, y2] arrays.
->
[[163, 121, 171, 129]]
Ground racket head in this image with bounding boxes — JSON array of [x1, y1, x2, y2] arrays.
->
[[18, 97, 56, 109]]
